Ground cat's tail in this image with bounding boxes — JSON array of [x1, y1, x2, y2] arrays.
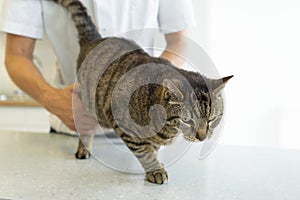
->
[[51, 0, 102, 46]]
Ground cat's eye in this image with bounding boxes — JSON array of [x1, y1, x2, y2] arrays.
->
[[208, 117, 217, 123], [182, 116, 189, 122], [208, 114, 222, 124], [182, 118, 195, 127]]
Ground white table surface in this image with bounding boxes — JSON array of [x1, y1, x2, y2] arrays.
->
[[0, 131, 299, 200]]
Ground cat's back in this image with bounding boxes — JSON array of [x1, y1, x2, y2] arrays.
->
[[77, 37, 153, 127]]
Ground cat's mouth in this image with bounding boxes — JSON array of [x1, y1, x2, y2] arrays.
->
[[180, 119, 207, 142], [183, 135, 198, 142]]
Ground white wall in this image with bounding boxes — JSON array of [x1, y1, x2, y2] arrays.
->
[[190, 0, 300, 148]]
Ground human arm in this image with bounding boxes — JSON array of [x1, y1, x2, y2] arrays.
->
[[157, 0, 196, 68], [5, 33, 77, 131], [160, 30, 187, 68]]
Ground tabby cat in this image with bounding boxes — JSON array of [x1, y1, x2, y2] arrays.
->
[[52, 0, 232, 184]]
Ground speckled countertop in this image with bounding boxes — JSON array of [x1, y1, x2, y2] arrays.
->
[[0, 131, 300, 200]]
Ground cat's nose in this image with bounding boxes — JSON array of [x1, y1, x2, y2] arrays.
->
[[196, 129, 207, 141]]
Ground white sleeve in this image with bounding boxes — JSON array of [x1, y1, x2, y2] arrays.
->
[[0, 0, 44, 39], [158, 0, 196, 34]]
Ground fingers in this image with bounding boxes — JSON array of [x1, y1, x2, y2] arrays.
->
[[49, 84, 98, 133], [72, 89, 99, 134]]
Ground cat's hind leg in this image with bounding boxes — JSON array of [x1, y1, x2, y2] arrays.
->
[[75, 134, 94, 159]]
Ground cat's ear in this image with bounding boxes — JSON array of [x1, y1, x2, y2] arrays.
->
[[210, 75, 233, 94], [162, 79, 184, 101]]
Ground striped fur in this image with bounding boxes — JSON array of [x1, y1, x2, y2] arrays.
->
[[53, 0, 232, 184]]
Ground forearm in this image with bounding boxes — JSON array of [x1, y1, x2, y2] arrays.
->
[[5, 34, 82, 131], [160, 47, 185, 68], [160, 30, 187, 68], [5, 54, 55, 107], [5, 33, 58, 109]]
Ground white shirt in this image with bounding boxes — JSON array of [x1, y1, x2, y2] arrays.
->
[[0, 0, 195, 133], [0, 0, 195, 85]]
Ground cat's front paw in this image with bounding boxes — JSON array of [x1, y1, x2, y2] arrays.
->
[[146, 168, 168, 184], [75, 148, 91, 159]]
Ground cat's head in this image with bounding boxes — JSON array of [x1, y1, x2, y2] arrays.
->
[[161, 72, 233, 142]]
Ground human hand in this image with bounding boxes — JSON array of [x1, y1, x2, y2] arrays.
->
[[43, 84, 98, 133]]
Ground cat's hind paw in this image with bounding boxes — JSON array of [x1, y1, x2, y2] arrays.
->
[[146, 168, 168, 184], [75, 148, 91, 159]]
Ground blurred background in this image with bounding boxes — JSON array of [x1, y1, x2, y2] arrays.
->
[[1, 0, 300, 149]]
